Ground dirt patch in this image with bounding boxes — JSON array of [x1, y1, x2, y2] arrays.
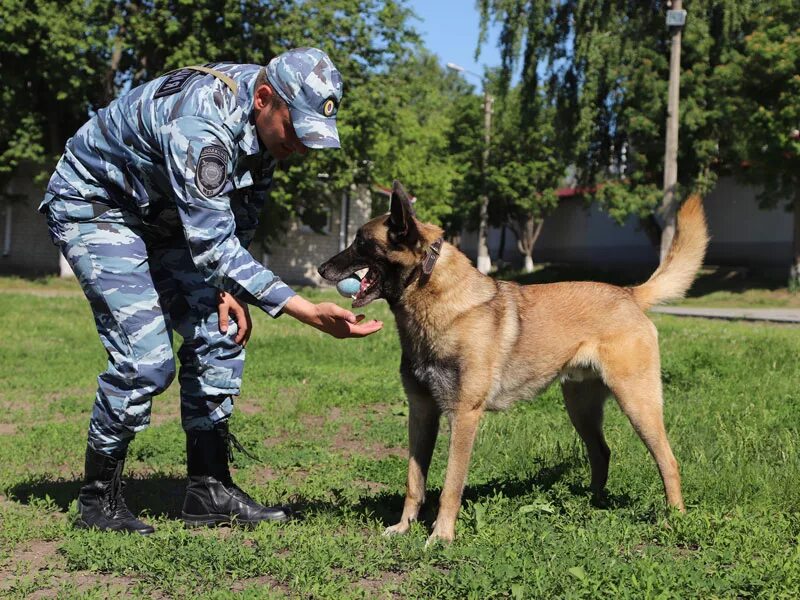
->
[[331, 422, 406, 460], [236, 397, 262, 415], [353, 479, 388, 494], [251, 467, 309, 487], [354, 570, 406, 598], [251, 466, 279, 483], [263, 430, 294, 448], [1, 540, 60, 574], [231, 573, 292, 596], [0, 539, 162, 599], [267, 406, 405, 460], [148, 390, 181, 426], [0, 386, 96, 423], [0, 423, 17, 434], [300, 406, 343, 431], [363, 403, 404, 417]]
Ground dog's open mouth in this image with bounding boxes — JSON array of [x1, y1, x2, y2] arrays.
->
[[352, 269, 380, 307]]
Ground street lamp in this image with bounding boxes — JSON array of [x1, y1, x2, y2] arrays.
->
[[447, 62, 493, 274]]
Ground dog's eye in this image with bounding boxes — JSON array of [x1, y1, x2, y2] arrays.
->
[[356, 236, 368, 252]]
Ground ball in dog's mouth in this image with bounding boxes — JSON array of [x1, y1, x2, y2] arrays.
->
[[336, 275, 362, 298]]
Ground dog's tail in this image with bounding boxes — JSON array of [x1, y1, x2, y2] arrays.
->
[[631, 195, 709, 311]]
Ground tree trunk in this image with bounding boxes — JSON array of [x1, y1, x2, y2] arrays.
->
[[791, 189, 800, 291], [523, 254, 534, 273], [513, 215, 544, 273]]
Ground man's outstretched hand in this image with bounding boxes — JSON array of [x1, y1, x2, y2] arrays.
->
[[282, 296, 383, 338]]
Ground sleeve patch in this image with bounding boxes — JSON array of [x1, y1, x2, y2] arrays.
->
[[195, 145, 230, 197]]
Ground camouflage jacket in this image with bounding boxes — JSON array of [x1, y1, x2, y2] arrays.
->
[[41, 63, 295, 316]]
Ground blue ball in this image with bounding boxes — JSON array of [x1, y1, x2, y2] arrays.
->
[[336, 276, 361, 297]]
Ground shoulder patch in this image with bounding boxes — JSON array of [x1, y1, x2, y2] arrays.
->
[[195, 146, 230, 197], [153, 62, 217, 99], [154, 68, 202, 99]]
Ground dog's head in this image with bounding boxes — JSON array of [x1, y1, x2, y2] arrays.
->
[[318, 180, 441, 307]]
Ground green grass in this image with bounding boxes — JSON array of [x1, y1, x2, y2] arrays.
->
[[1, 276, 800, 598]]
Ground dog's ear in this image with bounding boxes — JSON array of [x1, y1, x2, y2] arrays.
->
[[388, 180, 418, 244]]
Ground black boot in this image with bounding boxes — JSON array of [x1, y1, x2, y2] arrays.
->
[[182, 423, 289, 527], [75, 446, 155, 535]]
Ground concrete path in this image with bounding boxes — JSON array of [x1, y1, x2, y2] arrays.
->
[[651, 306, 800, 324]]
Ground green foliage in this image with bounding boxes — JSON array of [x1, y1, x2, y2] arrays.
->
[[0, 0, 112, 190], [487, 82, 563, 262], [718, 0, 800, 207], [478, 0, 761, 223]]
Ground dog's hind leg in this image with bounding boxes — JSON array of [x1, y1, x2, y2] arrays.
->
[[602, 342, 685, 512], [561, 379, 611, 496], [384, 391, 441, 537]]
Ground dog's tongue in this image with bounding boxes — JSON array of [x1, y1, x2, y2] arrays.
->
[[358, 272, 372, 297]]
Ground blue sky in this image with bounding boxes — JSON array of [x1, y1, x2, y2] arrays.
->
[[405, 1, 508, 87]]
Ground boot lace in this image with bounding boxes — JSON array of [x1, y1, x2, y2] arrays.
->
[[220, 429, 261, 503], [105, 459, 135, 519]]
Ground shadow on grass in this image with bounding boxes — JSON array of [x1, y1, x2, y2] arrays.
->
[[7, 459, 635, 526], [500, 264, 787, 296], [292, 456, 634, 527], [8, 475, 186, 519]]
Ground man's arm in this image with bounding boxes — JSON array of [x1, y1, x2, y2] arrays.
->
[[162, 116, 295, 317], [161, 117, 382, 338]]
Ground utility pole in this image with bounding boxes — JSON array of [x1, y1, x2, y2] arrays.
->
[[477, 88, 494, 274], [447, 62, 493, 274], [660, 0, 686, 262]]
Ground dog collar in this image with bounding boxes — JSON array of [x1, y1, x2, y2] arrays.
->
[[422, 238, 444, 276]]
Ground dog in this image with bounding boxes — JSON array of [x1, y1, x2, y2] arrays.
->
[[319, 180, 708, 545]]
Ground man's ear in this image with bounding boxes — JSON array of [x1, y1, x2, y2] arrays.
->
[[388, 180, 418, 243], [253, 83, 275, 111]]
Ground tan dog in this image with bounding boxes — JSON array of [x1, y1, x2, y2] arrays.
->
[[319, 181, 708, 546]]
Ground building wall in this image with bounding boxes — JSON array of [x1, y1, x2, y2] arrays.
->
[[702, 177, 792, 266], [0, 167, 59, 276], [259, 185, 373, 286], [4, 170, 791, 282], [461, 176, 792, 269]]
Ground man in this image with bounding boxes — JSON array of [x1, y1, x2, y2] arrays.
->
[[40, 48, 382, 534]]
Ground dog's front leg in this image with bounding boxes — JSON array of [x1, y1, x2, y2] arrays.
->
[[426, 406, 484, 547], [384, 393, 440, 536]]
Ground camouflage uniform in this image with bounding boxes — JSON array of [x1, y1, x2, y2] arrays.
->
[[41, 50, 343, 458]]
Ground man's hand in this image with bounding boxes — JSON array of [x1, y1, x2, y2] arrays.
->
[[282, 296, 383, 338], [217, 291, 252, 346]]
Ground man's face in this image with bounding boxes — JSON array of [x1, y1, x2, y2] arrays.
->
[[253, 84, 309, 160]]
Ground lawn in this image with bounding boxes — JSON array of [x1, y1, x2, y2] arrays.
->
[[1, 276, 799, 598]]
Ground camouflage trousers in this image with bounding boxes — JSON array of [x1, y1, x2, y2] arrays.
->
[[44, 193, 245, 458]]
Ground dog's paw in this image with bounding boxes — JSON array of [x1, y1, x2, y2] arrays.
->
[[383, 522, 410, 537], [424, 525, 454, 549]]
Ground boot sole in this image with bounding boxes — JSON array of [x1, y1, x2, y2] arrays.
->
[[181, 512, 289, 528], [74, 519, 155, 535]]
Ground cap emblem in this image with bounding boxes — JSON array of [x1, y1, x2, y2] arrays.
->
[[322, 97, 336, 117]]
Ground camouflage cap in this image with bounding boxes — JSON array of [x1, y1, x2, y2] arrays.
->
[[265, 47, 343, 149]]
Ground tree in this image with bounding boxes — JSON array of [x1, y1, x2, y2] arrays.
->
[[0, 1, 423, 219], [488, 84, 562, 272], [478, 0, 752, 252], [0, 1, 112, 196], [718, 0, 800, 288]]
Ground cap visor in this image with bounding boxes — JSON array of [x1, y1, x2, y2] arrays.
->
[[290, 108, 341, 149]]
